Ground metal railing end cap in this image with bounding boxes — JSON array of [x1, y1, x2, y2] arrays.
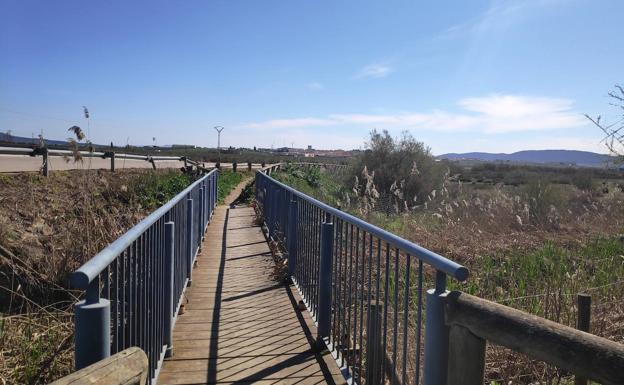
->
[[70, 271, 90, 289], [455, 266, 469, 282]]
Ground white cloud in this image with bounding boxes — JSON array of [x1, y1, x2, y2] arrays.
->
[[306, 82, 324, 90], [354, 63, 393, 79], [458, 94, 586, 133], [245, 117, 334, 130], [242, 94, 586, 134]]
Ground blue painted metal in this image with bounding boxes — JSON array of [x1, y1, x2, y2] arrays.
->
[[256, 168, 468, 385], [256, 172, 468, 281], [186, 198, 194, 286], [70, 169, 218, 384], [71, 170, 218, 289], [317, 213, 333, 344], [164, 221, 175, 358], [287, 199, 298, 277], [74, 278, 110, 369], [423, 271, 449, 385]]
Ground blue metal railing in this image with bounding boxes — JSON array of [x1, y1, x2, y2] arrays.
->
[[70, 169, 218, 384], [256, 167, 468, 385]]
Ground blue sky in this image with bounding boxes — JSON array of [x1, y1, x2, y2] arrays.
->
[[1, 0, 622, 154]]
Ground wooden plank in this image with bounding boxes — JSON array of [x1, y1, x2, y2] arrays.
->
[[159, 205, 345, 385], [445, 291, 624, 385], [51, 347, 148, 385]]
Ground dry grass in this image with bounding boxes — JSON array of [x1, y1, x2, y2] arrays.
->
[[0, 168, 193, 384], [274, 165, 624, 384]]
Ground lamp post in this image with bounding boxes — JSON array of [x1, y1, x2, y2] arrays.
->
[[214, 126, 224, 162]]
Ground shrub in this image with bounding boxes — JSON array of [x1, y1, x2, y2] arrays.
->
[[522, 181, 567, 225], [348, 130, 444, 206]]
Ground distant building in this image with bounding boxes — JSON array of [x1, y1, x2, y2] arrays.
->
[[171, 144, 196, 149]]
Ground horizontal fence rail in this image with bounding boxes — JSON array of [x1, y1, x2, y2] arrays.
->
[[445, 291, 624, 385], [70, 169, 218, 384], [255, 169, 469, 385], [0, 145, 266, 175]]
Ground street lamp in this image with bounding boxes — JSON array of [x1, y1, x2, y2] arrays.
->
[[214, 126, 225, 162]]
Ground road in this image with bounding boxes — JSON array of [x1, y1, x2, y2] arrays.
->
[[0, 154, 264, 173]]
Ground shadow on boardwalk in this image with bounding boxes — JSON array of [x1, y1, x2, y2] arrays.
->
[[159, 181, 345, 385]]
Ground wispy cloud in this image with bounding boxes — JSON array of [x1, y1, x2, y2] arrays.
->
[[354, 63, 393, 79], [241, 94, 586, 134], [438, 0, 560, 40], [306, 82, 324, 90]]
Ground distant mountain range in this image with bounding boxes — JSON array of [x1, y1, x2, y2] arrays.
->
[[0, 132, 70, 146], [437, 150, 615, 167]]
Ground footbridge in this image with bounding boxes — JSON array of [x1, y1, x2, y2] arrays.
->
[[59, 165, 624, 385]]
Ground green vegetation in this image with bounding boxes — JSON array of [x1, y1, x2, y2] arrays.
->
[[132, 170, 193, 209], [217, 170, 245, 204], [349, 129, 445, 205], [272, 164, 346, 208], [277, 158, 624, 384]]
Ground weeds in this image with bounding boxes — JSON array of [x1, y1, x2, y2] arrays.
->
[[276, 162, 624, 384]]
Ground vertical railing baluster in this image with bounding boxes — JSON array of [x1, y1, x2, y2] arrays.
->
[[288, 198, 298, 277], [318, 212, 333, 347], [187, 198, 194, 285], [164, 221, 175, 357]]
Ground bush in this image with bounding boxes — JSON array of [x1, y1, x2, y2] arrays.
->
[[348, 130, 444, 205], [522, 181, 567, 225]]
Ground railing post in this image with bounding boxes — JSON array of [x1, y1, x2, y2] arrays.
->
[[447, 325, 486, 385], [74, 278, 110, 369], [270, 186, 278, 237], [110, 151, 115, 172], [186, 198, 194, 286], [233, 161, 237, 172], [287, 199, 298, 277], [42, 147, 49, 177], [317, 212, 333, 347], [575, 293, 591, 385], [164, 221, 175, 358], [424, 271, 450, 385], [366, 303, 383, 385], [199, 186, 205, 241], [248, 161, 252, 171], [209, 177, 213, 216]]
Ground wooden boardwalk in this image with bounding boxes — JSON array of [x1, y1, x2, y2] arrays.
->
[[159, 182, 345, 385]]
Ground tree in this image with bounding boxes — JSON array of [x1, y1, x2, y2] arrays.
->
[[585, 84, 624, 161], [349, 129, 444, 205]]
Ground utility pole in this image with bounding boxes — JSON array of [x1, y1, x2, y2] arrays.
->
[[214, 126, 225, 162]]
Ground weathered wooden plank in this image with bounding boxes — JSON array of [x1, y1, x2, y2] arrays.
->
[[50, 347, 147, 385], [447, 324, 485, 385], [445, 291, 624, 385], [158, 206, 344, 385]]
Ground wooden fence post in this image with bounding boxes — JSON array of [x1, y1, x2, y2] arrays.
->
[[447, 324, 486, 385], [575, 293, 591, 385]]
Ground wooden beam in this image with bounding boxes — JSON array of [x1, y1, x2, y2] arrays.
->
[[447, 324, 486, 385], [50, 347, 148, 385], [445, 291, 624, 385]]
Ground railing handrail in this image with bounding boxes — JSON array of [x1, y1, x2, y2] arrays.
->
[[445, 291, 624, 385], [257, 171, 469, 281], [70, 168, 219, 289]]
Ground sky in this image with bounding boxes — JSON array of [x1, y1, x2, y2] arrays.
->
[[1, 0, 622, 154]]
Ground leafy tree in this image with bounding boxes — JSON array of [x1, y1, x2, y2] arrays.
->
[[349, 129, 444, 204]]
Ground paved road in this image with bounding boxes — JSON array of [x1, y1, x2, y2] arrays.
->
[[0, 154, 265, 173]]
